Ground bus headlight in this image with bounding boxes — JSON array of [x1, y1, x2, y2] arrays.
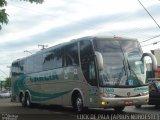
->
[[140, 91, 149, 96], [101, 101, 107, 105]]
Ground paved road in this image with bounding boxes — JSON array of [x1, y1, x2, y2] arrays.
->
[[0, 98, 159, 120]]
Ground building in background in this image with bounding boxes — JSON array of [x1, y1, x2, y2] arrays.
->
[[151, 49, 160, 78]]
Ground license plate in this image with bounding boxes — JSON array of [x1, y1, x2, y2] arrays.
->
[[124, 100, 133, 105]]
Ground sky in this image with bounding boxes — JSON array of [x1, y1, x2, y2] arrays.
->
[[0, 0, 160, 78]]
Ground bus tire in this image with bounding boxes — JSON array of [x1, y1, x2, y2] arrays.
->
[[74, 93, 84, 113], [25, 93, 32, 107], [114, 106, 125, 112], [20, 93, 26, 107]]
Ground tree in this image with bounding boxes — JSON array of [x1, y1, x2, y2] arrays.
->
[[4, 77, 11, 90], [0, 0, 8, 30], [0, 0, 44, 30]]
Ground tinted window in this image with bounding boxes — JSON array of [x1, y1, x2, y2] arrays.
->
[[43, 48, 63, 70], [80, 40, 94, 63], [34, 54, 43, 72], [11, 61, 24, 76], [120, 40, 146, 85], [22, 55, 44, 73], [24, 57, 34, 73], [95, 40, 126, 86], [65, 43, 79, 66], [80, 40, 97, 86], [120, 41, 142, 59]]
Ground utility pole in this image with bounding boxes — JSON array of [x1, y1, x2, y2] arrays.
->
[[38, 44, 48, 50]]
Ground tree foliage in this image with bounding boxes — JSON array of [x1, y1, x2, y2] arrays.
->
[[22, 0, 44, 4], [4, 77, 11, 89], [0, 0, 8, 30], [0, 0, 7, 6], [0, 9, 8, 29], [0, 0, 44, 30]]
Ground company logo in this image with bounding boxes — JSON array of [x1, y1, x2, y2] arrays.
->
[[105, 88, 114, 93], [134, 87, 148, 91]]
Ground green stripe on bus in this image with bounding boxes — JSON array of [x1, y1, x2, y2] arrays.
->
[[31, 90, 71, 102]]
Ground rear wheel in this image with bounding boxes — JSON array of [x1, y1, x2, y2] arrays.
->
[[114, 106, 125, 112], [20, 94, 26, 107], [25, 93, 32, 107]]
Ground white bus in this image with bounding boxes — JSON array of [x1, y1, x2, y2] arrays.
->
[[11, 36, 157, 112]]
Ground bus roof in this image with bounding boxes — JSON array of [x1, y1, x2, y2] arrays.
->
[[42, 36, 137, 52], [11, 36, 138, 64]]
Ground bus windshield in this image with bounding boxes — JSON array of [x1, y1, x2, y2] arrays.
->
[[94, 39, 146, 87]]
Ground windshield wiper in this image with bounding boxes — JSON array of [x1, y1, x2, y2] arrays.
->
[[116, 59, 127, 85], [127, 59, 139, 81]]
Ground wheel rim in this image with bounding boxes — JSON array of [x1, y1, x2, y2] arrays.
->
[[76, 97, 82, 112]]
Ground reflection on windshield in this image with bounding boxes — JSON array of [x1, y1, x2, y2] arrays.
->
[[120, 41, 146, 85], [95, 39, 146, 87], [95, 40, 127, 86]]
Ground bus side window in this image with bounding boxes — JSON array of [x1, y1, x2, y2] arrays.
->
[[34, 54, 43, 72], [43, 48, 63, 70], [11, 61, 24, 76], [89, 61, 96, 80], [80, 40, 97, 86], [65, 42, 79, 66]]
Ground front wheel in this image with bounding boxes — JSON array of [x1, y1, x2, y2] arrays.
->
[[114, 106, 125, 112], [74, 93, 84, 113]]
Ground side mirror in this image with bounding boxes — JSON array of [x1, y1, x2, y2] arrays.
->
[[141, 53, 157, 71], [95, 51, 103, 71]]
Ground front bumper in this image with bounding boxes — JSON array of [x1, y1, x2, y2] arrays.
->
[[100, 95, 149, 108]]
